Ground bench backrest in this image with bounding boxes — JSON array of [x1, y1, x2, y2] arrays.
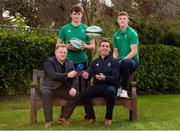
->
[[32, 69, 44, 86]]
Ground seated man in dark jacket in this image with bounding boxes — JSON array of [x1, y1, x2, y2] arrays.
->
[[40, 45, 80, 128], [81, 39, 119, 125]]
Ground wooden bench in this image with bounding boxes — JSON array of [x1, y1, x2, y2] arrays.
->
[[30, 69, 137, 124]]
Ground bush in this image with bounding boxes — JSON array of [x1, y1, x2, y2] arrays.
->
[[136, 44, 180, 94], [160, 21, 180, 47], [132, 19, 180, 47], [0, 30, 56, 96]]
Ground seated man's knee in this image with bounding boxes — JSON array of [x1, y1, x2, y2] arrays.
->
[[81, 89, 89, 98], [105, 86, 117, 97], [74, 91, 81, 100], [81, 87, 93, 98], [40, 88, 52, 97], [120, 59, 131, 66]]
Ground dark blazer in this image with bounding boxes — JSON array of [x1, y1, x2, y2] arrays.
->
[[40, 56, 78, 90]]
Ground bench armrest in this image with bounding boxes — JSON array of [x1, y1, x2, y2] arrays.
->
[[30, 82, 40, 88], [30, 82, 40, 100]]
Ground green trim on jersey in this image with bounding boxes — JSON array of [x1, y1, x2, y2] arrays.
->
[[112, 26, 139, 62], [58, 23, 93, 64]]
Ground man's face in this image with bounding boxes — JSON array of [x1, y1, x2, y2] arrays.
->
[[117, 15, 128, 28], [55, 47, 67, 62], [70, 11, 82, 23], [99, 42, 111, 56]]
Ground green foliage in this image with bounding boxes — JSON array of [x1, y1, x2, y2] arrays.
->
[[136, 44, 180, 94], [0, 30, 56, 96], [14, 12, 26, 27], [132, 19, 180, 47], [160, 21, 180, 47]]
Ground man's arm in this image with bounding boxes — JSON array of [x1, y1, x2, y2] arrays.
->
[[82, 61, 94, 80], [71, 76, 79, 91], [81, 39, 95, 51], [44, 59, 77, 81], [56, 38, 77, 50], [113, 48, 119, 59], [56, 39, 63, 46], [44, 60, 68, 81], [124, 44, 137, 59]]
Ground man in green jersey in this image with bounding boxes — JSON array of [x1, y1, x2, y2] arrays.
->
[[112, 11, 139, 98], [56, 5, 95, 70]]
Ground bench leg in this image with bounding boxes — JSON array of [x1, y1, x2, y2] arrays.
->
[[129, 99, 137, 121], [30, 87, 38, 124], [31, 106, 37, 124]]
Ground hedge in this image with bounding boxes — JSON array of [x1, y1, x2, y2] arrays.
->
[[0, 30, 56, 96], [136, 44, 180, 94], [0, 30, 179, 96]]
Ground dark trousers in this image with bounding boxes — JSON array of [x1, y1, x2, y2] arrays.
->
[[81, 85, 117, 120], [40, 87, 80, 122], [74, 61, 88, 92], [119, 59, 139, 90]]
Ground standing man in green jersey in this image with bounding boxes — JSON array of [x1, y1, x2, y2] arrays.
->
[[56, 5, 95, 70], [112, 11, 139, 98]]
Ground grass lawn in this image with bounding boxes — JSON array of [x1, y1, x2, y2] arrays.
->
[[0, 95, 180, 130]]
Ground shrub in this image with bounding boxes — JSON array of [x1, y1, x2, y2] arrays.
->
[[0, 30, 56, 96], [136, 44, 180, 94], [132, 19, 180, 47]]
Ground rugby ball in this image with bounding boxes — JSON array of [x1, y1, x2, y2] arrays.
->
[[86, 26, 102, 36], [69, 38, 85, 49]]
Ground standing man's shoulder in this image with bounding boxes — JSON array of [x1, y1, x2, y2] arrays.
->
[[127, 26, 139, 44], [58, 23, 71, 32], [80, 23, 88, 29], [127, 26, 138, 37], [113, 29, 120, 36]]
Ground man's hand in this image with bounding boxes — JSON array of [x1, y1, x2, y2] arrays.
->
[[66, 43, 77, 50], [69, 87, 76, 97], [80, 43, 87, 50], [95, 73, 105, 81], [82, 71, 89, 79], [67, 70, 77, 78]]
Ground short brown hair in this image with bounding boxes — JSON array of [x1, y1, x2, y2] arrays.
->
[[99, 38, 110, 47], [70, 5, 83, 13], [117, 11, 129, 18]]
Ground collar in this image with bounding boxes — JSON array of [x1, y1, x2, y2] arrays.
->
[[54, 56, 66, 66], [119, 26, 130, 35], [99, 54, 111, 60], [70, 22, 82, 28]]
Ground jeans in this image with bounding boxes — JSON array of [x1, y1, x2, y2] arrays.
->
[[119, 59, 139, 90]]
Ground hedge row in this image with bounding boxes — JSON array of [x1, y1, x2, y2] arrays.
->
[[0, 30, 56, 96], [136, 44, 180, 94], [0, 30, 179, 96]]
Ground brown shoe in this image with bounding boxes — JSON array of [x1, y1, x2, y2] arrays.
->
[[85, 119, 96, 124], [104, 119, 112, 125], [44, 121, 52, 128], [57, 118, 70, 125]]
